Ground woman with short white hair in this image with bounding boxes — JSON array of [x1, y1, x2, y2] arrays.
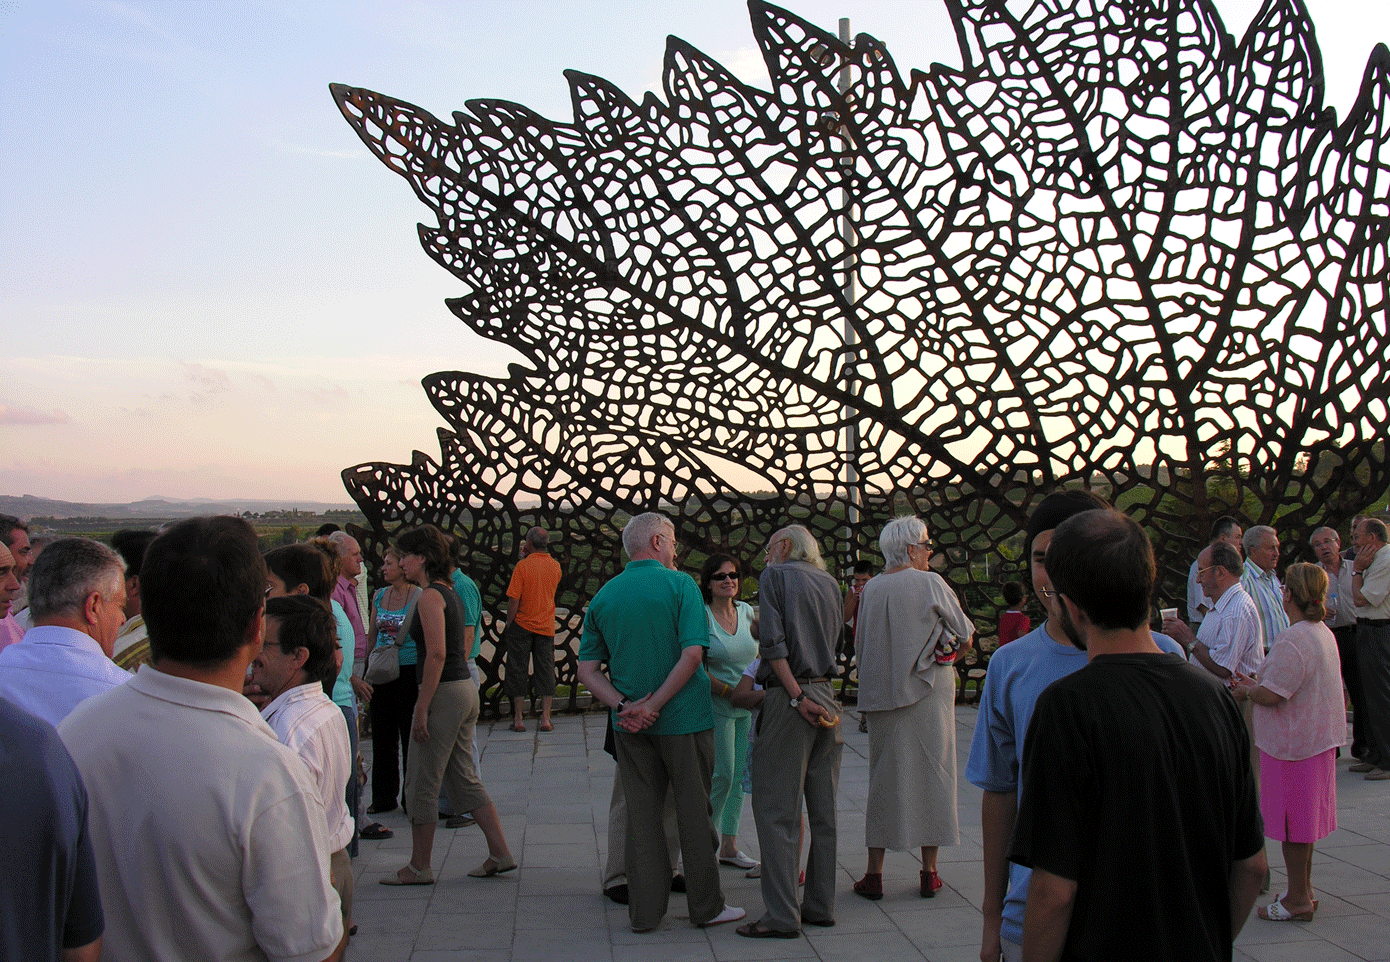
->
[[852, 516, 974, 901]]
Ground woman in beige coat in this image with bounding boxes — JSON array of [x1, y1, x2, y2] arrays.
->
[[853, 516, 974, 901]]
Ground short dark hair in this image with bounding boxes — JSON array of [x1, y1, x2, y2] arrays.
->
[[1024, 490, 1111, 563], [699, 552, 742, 603], [265, 595, 339, 688], [1210, 516, 1240, 542], [0, 514, 26, 548], [27, 538, 125, 621], [314, 523, 341, 537], [1209, 542, 1243, 579], [110, 529, 158, 579], [264, 544, 334, 602], [1001, 581, 1025, 606], [394, 525, 451, 581], [852, 559, 875, 575], [143, 516, 266, 668], [305, 537, 343, 584], [526, 526, 550, 551], [1045, 510, 1155, 631]]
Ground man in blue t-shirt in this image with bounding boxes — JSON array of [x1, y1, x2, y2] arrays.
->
[[0, 696, 104, 961], [966, 492, 1187, 962], [577, 512, 744, 934]]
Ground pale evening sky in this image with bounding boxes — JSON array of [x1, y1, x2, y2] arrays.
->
[[2, 0, 1386, 504]]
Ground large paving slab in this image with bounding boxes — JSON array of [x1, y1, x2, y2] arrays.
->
[[348, 707, 1390, 961]]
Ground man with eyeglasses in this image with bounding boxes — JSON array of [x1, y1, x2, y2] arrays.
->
[[1164, 543, 1263, 684], [576, 512, 743, 933], [967, 489, 1185, 962], [1187, 517, 1243, 628]]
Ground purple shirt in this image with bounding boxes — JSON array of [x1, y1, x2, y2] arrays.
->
[[333, 577, 368, 661]]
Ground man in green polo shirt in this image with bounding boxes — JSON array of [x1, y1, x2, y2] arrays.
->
[[577, 512, 744, 934]]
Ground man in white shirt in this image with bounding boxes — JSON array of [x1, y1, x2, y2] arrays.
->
[[1165, 542, 1263, 681], [1241, 525, 1288, 651], [59, 516, 344, 962], [1187, 516, 1242, 627], [0, 542, 21, 649], [252, 595, 356, 938], [1350, 518, 1390, 781], [0, 538, 131, 727]]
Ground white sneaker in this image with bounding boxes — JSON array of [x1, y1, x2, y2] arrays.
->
[[699, 905, 746, 927], [719, 850, 758, 870], [745, 864, 761, 879]]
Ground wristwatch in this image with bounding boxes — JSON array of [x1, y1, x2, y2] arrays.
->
[[615, 697, 628, 712], [790, 691, 806, 708]]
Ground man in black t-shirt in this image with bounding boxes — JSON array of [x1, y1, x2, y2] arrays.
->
[[1009, 510, 1265, 962]]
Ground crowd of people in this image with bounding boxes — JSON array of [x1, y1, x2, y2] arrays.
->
[[0, 502, 1385, 960]]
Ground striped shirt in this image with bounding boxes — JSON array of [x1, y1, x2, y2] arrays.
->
[[1197, 583, 1264, 678], [1241, 563, 1288, 652]]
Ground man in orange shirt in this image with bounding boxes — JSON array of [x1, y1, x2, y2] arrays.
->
[[504, 527, 563, 732]]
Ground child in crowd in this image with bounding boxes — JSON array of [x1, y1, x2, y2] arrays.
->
[[996, 581, 1029, 646]]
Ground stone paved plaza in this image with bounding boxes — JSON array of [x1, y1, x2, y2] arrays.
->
[[347, 707, 1390, 962]]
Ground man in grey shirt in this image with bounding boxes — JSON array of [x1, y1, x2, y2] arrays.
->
[[739, 525, 843, 939]]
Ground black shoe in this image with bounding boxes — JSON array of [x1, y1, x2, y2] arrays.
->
[[671, 874, 686, 893], [604, 884, 629, 904], [366, 802, 398, 815]]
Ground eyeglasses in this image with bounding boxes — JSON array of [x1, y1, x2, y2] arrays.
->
[[1195, 565, 1216, 577], [914, 539, 933, 550], [709, 572, 739, 582]]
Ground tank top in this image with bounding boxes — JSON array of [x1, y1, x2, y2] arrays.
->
[[407, 583, 471, 682]]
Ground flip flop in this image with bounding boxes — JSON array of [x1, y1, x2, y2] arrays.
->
[[736, 921, 799, 939], [360, 822, 393, 840], [538, 721, 555, 732]]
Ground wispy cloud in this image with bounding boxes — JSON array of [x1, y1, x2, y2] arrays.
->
[[181, 361, 232, 402], [0, 404, 71, 426]]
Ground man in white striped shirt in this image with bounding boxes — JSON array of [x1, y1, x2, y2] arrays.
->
[[251, 595, 355, 939], [1165, 543, 1263, 681]]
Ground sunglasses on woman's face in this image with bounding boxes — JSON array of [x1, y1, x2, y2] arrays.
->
[[709, 572, 739, 582]]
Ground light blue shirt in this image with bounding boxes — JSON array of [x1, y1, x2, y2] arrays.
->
[[966, 622, 1183, 947], [0, 624, 131, 727], [1241, 564, 1288, 652]]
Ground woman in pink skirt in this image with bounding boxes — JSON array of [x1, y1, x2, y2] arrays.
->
[[1231, 562, 1345, 922]]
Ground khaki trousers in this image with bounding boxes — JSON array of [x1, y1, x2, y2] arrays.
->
[[751, 681, 842, 932], [613, 729, 724, 929]]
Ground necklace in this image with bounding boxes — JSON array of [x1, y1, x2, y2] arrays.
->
[[711, 602, 738, 634]]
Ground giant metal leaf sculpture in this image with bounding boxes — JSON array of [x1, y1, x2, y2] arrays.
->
[[333, 0, 1389, 714]]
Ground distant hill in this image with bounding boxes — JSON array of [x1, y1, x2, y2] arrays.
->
[[0, 493, 357, 521]]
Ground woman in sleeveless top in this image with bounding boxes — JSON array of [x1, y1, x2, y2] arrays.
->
[[381, 524, 515, 885], [365, 547, 421, 814]]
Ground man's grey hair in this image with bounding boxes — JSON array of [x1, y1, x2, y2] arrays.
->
[[1210, 542, 1244, 579], [526, 526, 550, 550], [1309, 526, 1339, 546], [27, 538, 125, 621], [1242, 525, 1277, 554], [772, 525, 826, 571], [622, 513, 672, 558], [327, 530, 358, 553], [879, 516, 927, 569]]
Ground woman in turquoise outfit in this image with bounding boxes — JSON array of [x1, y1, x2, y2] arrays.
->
[[700, 553, 760, 870]]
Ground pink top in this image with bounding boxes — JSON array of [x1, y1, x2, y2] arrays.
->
[[1253, 619, 1345, 761], [0, 612, 22, 651]]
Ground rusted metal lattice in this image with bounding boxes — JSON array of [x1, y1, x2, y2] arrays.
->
[[334, 0, 1389, 715]]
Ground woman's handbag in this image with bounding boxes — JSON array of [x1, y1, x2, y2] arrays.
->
[[364, 639, 401, 685]]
